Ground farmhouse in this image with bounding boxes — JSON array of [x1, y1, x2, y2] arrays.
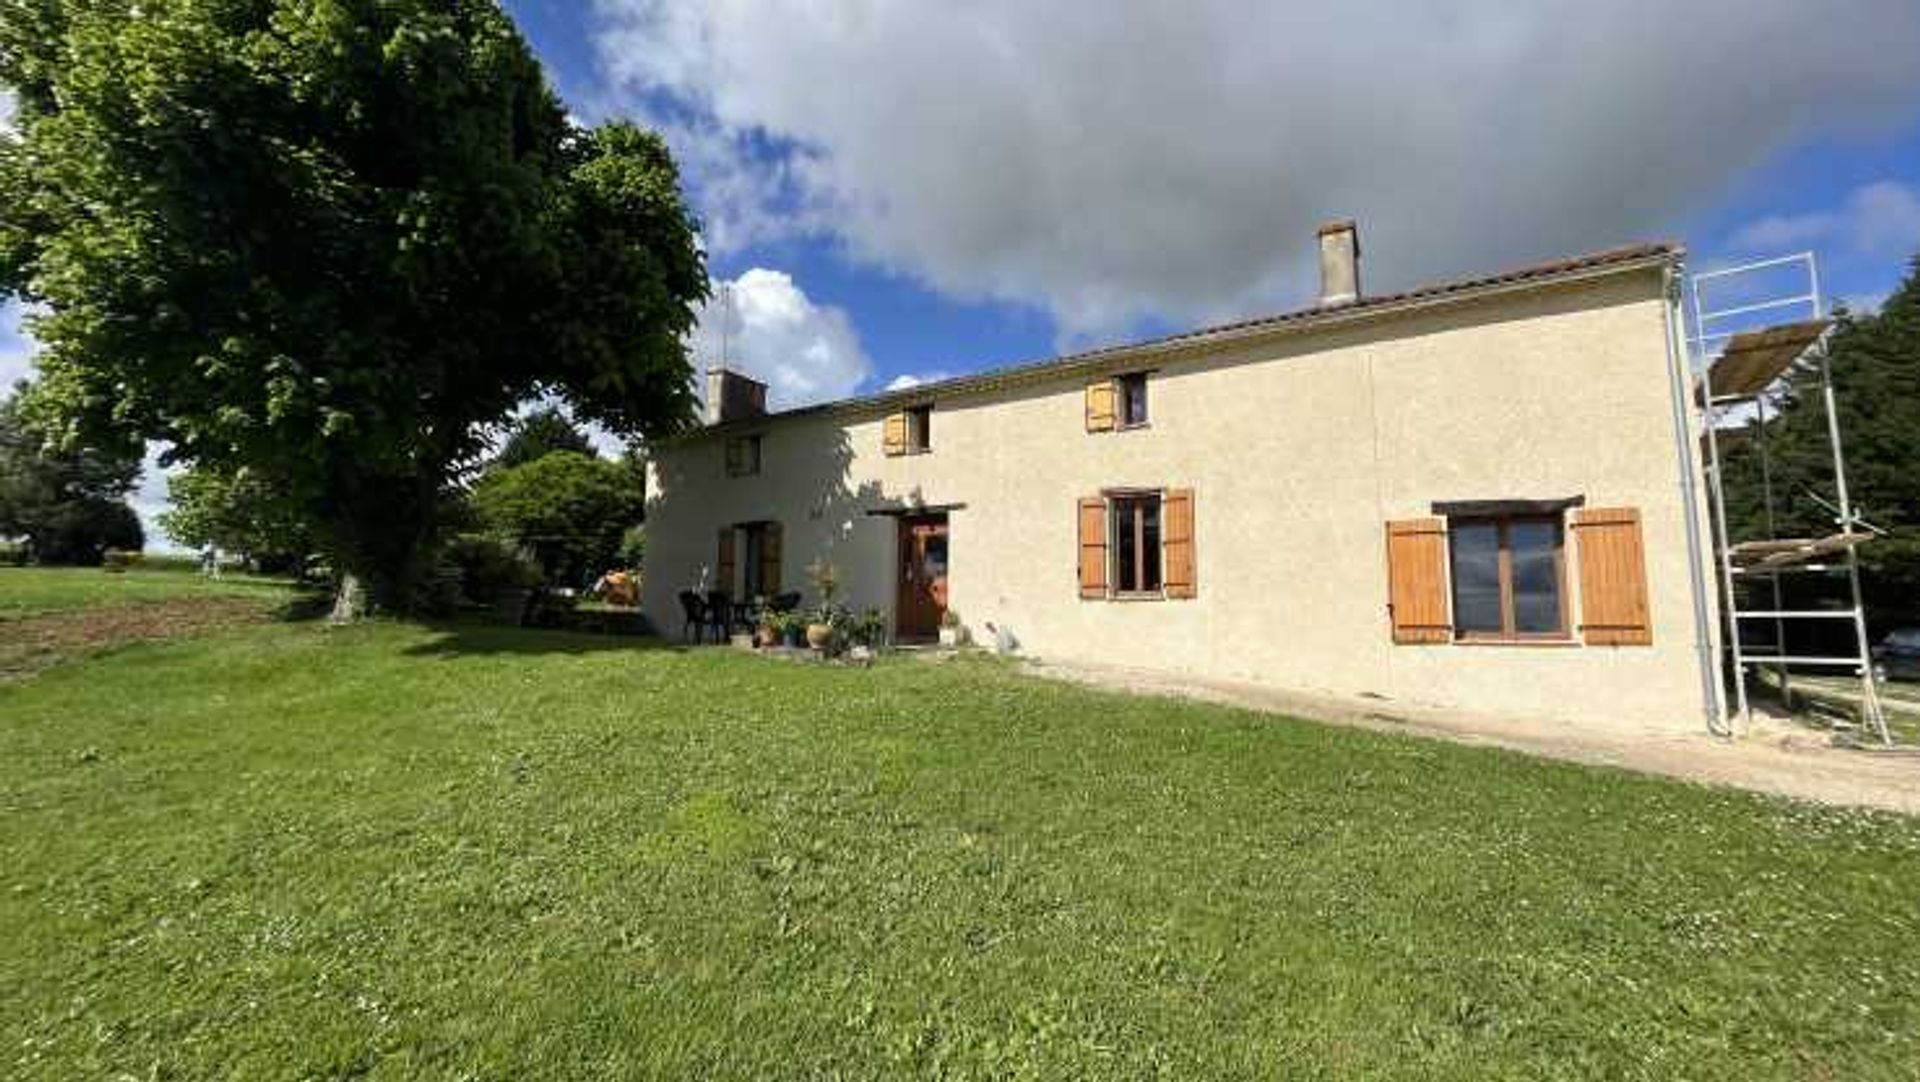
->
[[643, 223, 1725, 732]]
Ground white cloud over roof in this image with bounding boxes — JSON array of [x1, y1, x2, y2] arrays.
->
[[594, 0, 1920, 336]]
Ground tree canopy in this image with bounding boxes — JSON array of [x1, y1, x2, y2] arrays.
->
[[0, 383, 144, 563], [1716, 254, 1920, 632], [0, 0, 706, 608], [470, 450, 641, 586], [494, 407, 596, 471]]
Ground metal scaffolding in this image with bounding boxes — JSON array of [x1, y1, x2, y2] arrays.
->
[[1690, 252, 1890, 745]]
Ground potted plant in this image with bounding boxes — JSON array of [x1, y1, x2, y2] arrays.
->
[[780, 611, 806, 648], [755, 609, 782, 648], [938, 608, 965, 647], [805, 558, 841, 650]]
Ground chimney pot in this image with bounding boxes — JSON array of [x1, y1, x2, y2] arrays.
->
[[705, 367, 768, 425], [1317, 219, 1361, 307]]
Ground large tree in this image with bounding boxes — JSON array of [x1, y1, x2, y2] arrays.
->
[[1716, 255, 1920, 633], [0, 383, 144, 563], [0, 0, 705, 612]]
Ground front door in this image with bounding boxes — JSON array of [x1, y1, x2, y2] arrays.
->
[[896, 515, 949, 641]]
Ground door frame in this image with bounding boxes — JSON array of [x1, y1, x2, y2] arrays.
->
[[895, 513, 950, 642]]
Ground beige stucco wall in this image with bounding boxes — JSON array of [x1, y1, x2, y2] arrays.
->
[[646, 268, 1721, 732]]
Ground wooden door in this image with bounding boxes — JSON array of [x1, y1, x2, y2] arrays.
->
[[896, 515, 949, 641]]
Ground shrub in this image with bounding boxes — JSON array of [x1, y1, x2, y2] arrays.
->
[[441, 535, 543, 607]]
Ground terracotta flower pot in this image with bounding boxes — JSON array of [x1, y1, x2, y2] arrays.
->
[[755, 626, 780, 648], [806, 622, 832, 649]]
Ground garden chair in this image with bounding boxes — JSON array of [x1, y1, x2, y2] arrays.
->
[[704, 590, 736, 643], [769, 591, 802, 614], [676, 591, 706, 644]]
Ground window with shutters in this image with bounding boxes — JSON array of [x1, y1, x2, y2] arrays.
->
[[1448, 514, 1568, 641], [905, 405, 932, 453], [1111, 494, 1163, 595], [725, 434, 762, 477], [1117, 373, 1149, 428], [728, 520, 782, 600]]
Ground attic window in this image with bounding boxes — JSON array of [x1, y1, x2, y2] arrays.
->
[[725, 434, 762, 478], [1118, 373, 1149, 428], [905, 405, 932, 453]]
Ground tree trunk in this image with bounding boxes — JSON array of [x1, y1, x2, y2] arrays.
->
[[330, 572, 368, 624]]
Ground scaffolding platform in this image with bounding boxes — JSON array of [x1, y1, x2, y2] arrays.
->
[[1726, 532, 1874, 571], [1690, 252, 1890, 745]]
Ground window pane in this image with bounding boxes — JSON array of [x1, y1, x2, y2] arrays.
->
[[1449, 520, 1502, 633], [1141, 498, 1162, 590], [1509, 519, 1562, 633], [1114, 500, 1138, 592], [1123, 375, 1149, 425]]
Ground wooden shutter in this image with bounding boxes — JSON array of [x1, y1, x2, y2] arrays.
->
[[715, 528, 736, 597], [1572, 507, 1652, 645], [758, 521, 782, 595], [1162, 488, 1196, 598], [1085, 379, 1117, 432], [1385, 518, 1451, 643], [883, 412, 908, 456], [1077, 497, 1109, 598]]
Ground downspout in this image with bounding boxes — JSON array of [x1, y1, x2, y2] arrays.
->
[[1660, 263, 1730, 736]]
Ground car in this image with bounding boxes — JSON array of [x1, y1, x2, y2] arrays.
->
[[1872, 628, 1920, 682]]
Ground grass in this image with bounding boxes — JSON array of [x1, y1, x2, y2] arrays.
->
[[0, 564, 296, 621], [1, 582, 1917, 1077]]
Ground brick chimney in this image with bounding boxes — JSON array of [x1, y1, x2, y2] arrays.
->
[[705, 367, 768, 425], [1317, 219, 1361, 307]]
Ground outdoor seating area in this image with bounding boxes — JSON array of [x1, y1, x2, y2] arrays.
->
[[676, 588, 802, 644]]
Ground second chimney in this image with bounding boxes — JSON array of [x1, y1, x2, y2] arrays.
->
[[1317, 219, 1361, 307], [706, 367, 768, 426]]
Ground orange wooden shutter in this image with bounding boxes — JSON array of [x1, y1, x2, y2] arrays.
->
[[1085, 380, 1116, 432], [1162, 488, 1196, 598], [1385, 518, 1451, 643], [759, 521, 782, 595], [1572, 507, 1652, 645], [715, 528, 736, 597], [1077, 497, 1109, 598], [883, 412, 908, 456]]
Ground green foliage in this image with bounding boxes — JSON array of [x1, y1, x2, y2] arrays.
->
[[616, 523, 646, 570], [470, 450, 640, 585], [3, 621, 1920, 1077], [0, 385, 144, 563], [0, 1, 706, 607], [494, 407, 596, 470], [439, 533, 541, 606], [160, 465, 311, 569], [1717, 256, 1920, 631]]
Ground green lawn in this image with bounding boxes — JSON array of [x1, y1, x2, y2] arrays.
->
[[2, 614, 1918, 1078], [0, 564, 296, 621]]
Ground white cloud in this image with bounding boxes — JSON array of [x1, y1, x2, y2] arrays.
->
[[884, 371, 953, 391], [1841, 292, 1889, 315], [693, 267, 871, 408], [1729, 180, 1920, 257], [130, 443, 186, 553], [0, 302, 37, 389], [593, 1, 1920, 337]]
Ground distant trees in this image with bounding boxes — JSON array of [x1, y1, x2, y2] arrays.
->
[[0, 0, 705, 615], [161, 466, 312, 574], [1716, 254, 1920, 632], [495, 408, 598, 470], [470, 451, 642, 586], [0, 386, 143, 564]]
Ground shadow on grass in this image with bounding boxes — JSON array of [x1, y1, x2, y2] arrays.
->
[[401, 620, 690, 660]]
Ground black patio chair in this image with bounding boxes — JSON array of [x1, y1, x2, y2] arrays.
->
[[769, 591, 802, 614], [704, 590, 736, 643], [676, 590, 706, 644]]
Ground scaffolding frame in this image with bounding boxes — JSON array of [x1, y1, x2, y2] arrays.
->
[[1690, 252, 1890, 745]]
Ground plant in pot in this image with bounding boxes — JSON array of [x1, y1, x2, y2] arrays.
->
[[755, 608, 782, 648], [938, 608, 965, 647], [805, 558, 841, 650], [779, 611, 806, 648]]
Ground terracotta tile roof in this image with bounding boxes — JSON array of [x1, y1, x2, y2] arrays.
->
[[703, 241, 1681, 431]]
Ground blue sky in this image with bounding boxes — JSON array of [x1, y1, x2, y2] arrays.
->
[[5, 2, 1920, 543]]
